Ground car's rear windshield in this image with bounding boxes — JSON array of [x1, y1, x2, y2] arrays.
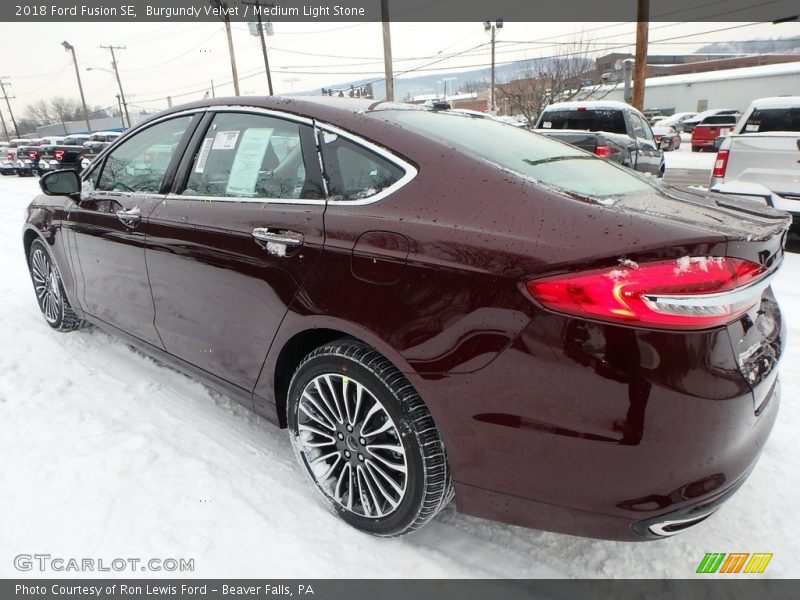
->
[[536, 109, 627, 134], [742, 108, 800, 133], [377, 110, 653, 199], [700, 115, 737, 125]]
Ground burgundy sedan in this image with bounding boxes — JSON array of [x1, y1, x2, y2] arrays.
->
[[24, 97, 787, 540]]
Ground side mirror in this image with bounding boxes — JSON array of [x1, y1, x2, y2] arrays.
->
[[39, 169, 80, 197], [659, 137, 670, 150]]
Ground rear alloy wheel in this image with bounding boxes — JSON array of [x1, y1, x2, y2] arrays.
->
[[287, 341, 453, 537], [28, 239, 83, 332]]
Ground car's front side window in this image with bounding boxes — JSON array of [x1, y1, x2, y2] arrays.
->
[[182, 112, 320, 200], [96, 115, 193, 193]]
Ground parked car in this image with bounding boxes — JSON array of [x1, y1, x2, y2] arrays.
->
[[652, 124, 680, 151], [682, 109, 740, 134], [710, 96, 800, 239], [1, 138, 27, 176], [534, 101, 665, 176], [691, 114, 739, 152], [13, 138, 45, 176], [38, 134, 91, 174], [80, 131, 122, 169], [25, 96, 788, 541], [655, 111, 698, 133]]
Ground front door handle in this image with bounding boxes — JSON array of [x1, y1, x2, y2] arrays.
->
[[115, 206, 141, 226], [252, 228, 304, 247]]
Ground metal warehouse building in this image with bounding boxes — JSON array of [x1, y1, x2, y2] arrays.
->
[[597, 61, 800, 114]]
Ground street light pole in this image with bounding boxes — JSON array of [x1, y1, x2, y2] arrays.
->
[[61, 41, 92, 134], [243, 0, 274, 95], [211, 0, 240, 95], [483, 20, 503, 113], [115, 94, 124, 129]]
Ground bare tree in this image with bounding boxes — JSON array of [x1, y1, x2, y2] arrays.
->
[[49, 96, 83, 123], [496, 37, 611, 126], [458, 79, 488, 94], [24, 99, 53, 127]]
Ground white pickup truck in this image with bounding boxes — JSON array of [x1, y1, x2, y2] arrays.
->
[[709, 96, 800, 237]]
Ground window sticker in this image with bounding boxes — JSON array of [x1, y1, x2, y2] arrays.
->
[[194, 138, 214, 173], [745, 123, 760, 132], [225, 128, 274, 197], [212, 130, 240, 150], [542, 121, 552, 128]]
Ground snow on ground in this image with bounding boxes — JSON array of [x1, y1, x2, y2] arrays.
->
[[663, 142, 717, 171], [0, 175, 798, 578]]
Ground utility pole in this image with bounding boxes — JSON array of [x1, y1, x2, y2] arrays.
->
[[115, 94, 125, 129], [61, 41, 92, 134], [632, 0, 649, 111], [483, 20, 503, 113], [381, 0, 394, 101], [210, 0, 240, 95], [100, 45, 131, 128], [243, 0, 274, 95], [0, 78, 20, 138], [0, 106, 9, 141]]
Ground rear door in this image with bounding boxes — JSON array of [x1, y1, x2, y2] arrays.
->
[[145, 108, 326, 392], [67, 112, 201, 347]]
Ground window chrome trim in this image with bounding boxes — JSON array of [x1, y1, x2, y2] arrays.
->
[[315, 122, 418, 206], [209, 105, 314, 126], [82, 108, 208, 182], [166, 193, 325, 205]]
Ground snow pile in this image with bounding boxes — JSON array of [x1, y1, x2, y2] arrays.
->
[[0, 177, 798, 578]]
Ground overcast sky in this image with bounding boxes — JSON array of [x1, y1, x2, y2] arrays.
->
[[0, 20, 798, 119]]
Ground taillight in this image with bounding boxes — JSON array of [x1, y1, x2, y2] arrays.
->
[[54, 149, 64, 161], [29, 150, 38, 160], [712, 149, 729, 179], [526, 257, 769, 330], [595, 145, 612, 158]]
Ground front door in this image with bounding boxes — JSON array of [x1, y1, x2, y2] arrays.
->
[[145, 109, 326, 391], [68, 113, 199, 347]]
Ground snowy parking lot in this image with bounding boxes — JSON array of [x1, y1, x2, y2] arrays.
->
[[1, 174, 798, 578]]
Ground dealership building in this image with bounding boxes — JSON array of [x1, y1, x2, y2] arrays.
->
[[597, 61, 800, 114]]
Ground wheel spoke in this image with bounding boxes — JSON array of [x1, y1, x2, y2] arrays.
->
[[357, 464, 384, 517], [323, 375, 345, 424], [361, 417, 394, 438], [299, 396, 336, 431], [313, 379, 343, 425], [366, 446, 407, 474], [358, 402, 382, 437], [364, 460, 400, 509], [365, 458, 403, 497]]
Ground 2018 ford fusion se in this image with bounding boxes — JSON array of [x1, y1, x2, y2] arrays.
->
[[23, 96, 788, 540]]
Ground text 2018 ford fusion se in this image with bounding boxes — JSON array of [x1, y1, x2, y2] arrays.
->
[[23, 97, 788, 540]]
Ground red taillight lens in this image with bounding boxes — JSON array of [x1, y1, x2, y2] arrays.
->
[[54, 149, 64, 161], [595, 145, 611, 158], [712, 149, 729, 179], [29, 150, 38, 160], [526, 257, 768, 330]]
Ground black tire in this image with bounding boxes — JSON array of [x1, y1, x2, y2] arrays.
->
[[28, 239, 84, 332], [287, 340, 453, 537]]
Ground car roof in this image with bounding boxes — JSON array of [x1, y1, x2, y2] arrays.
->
[[542, 100, 635, 112], [747, 96, 800, 110]]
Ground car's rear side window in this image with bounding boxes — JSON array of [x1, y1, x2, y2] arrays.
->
[[538, 109, 627, 134], [318, 132, 404, 201], [379, 110, 652, 199], [182, 112, 320, 200], [743, 108, 800, 133]]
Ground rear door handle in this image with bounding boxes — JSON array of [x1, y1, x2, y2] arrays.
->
[[252, 228, 304, 247], [115, 206, 141, 225]]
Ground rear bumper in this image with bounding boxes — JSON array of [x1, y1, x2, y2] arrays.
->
[[414, 313, 781, 541]]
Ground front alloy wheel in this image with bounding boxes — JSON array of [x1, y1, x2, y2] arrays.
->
[[28, 239, 83, 331], [288, 341, 453, 537]]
